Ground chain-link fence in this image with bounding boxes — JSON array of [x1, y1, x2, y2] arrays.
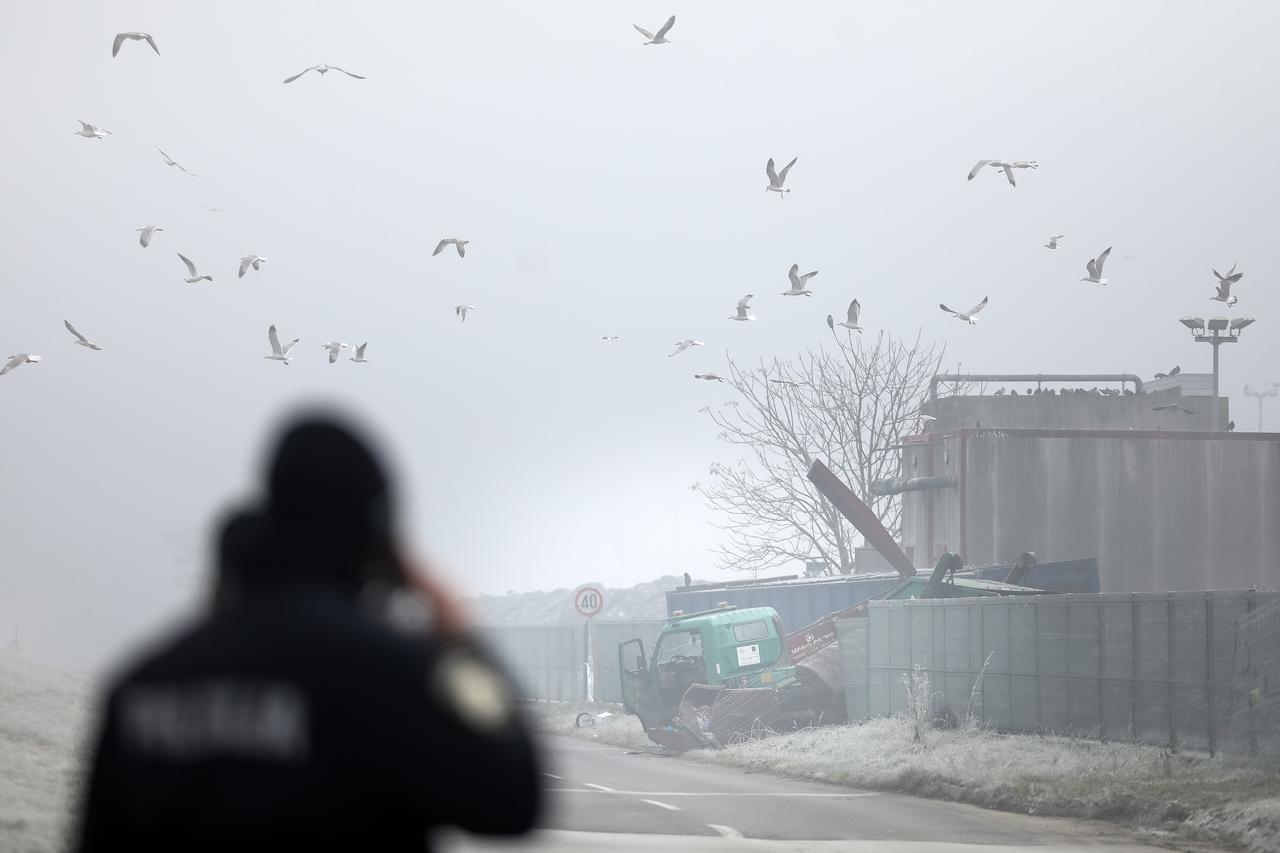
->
[[1229, 599, 1280, 762]]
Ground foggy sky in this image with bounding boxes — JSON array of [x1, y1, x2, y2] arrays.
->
[[3, 1, 1278, 672]]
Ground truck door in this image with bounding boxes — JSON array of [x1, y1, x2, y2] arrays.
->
[[618, 638, 646, 714]]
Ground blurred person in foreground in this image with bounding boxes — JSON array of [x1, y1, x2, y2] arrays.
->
[[74, 414, 541, 852]]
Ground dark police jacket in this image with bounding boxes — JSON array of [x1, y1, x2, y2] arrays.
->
[[74, 582, 541, 852]]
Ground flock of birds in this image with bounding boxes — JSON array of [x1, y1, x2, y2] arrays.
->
[[1, 21, 1255, 392]]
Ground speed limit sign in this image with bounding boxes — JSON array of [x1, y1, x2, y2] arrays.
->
[[574, 585, 605, 618]]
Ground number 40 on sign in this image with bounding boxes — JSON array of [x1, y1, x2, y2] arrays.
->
[[575, 586, 604, 618]]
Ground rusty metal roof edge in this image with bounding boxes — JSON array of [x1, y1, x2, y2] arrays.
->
[[899, 427, 1280, 443]]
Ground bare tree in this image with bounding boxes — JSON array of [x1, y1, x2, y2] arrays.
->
[[696, 330, 947, 575]]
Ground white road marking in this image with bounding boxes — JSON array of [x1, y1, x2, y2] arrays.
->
[[640, 799, 681, 811], [547, 789, 877, 798], [708, 824, 744, 839], [542, 772, 563, 780]]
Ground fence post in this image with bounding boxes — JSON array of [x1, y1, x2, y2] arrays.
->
[[1034, 598, 1043, 731], [1098, 596, 1106, 739], [1206, 593, 1216, 756], [1168, 594, 1178, 751], [1131, 595, 1139, 741]]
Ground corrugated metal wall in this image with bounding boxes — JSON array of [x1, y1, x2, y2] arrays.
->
[[665, 575, 903, 632], [481, 620, 664, 704], [838, 590, 1280, 751], [901, 430, 1280, 591]]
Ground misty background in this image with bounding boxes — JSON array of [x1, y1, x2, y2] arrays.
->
[[2, 1, 1278, 673]]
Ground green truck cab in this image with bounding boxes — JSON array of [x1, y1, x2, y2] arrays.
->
[[619, 605, 796, 743]]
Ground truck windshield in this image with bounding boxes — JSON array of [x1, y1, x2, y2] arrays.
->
[[654, 630, 702, 664]]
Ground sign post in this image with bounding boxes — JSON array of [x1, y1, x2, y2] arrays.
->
[[575, 585, 605, 703]]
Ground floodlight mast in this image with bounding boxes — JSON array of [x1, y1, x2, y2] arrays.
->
[[1182, 315, 1254, 398]]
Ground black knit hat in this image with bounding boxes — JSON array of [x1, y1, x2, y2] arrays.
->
[[265, 416, 395, 560]]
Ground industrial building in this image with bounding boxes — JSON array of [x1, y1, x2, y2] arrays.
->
[[896, 374, 1280, 592]]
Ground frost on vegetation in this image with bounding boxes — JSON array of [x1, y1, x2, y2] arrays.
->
[[529, 701, 648, 749]]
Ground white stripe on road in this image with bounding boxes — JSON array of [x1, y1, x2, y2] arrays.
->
[[640, 799, 681, 811], [708, 824, 744, 839], [548, 789, 877, 798], [542, 772, 563, 780]]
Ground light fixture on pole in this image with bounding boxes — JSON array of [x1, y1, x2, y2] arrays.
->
[[1179, 316, 1255, 397], [1244, 383, 1279, 432]]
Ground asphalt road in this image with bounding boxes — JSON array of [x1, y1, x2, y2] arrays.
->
[[437, 734, 1179, 852]]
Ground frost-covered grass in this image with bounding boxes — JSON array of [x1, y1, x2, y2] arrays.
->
[[689, 717, 1280, 852], [0, 651, 96, 853]]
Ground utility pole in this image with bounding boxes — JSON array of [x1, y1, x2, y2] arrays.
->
[[1244, 384, 1279, 431]]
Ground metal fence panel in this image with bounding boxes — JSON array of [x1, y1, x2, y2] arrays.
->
[[844, 590, 1280, 753], [480, 625, 583, 702]]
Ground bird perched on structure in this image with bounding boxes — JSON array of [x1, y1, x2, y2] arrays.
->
[[683, 572, 691, 587], [1227, 420, 1236, 432], [112, 32, 159, 57], [633, 15, 676, 45], [765, 157, 798, 197], [993, 388, 1006, 396], [1154, 366, 1181, 379]]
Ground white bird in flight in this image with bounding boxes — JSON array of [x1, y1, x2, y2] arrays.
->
[[112, 32, 159, 57], [1081, 247, 1112, 285], [783, 264, 817, 296], [729, 295, 755, 321], [694, 373, 726, 382], [283, 65, 366, 84], [634, 15, 676, 45], [155, 146, 198, 177], [177, 253, 213, 283], [455, 305, 476, 322], [765, 157, 797, 197], [64, 320, 102, 351], [349, 342, 369, 364], [433, 238, 468, 258], [601, 335, 620, 342], [264, 325, 299, 365], [967, 159, 1037, 187], [136, 225, 163, 248], [1044, 234, 1063, 250], [321, 341, 348, 364], [74, 121, 112, 140], [668, 340, 704, 357], [1, 354, 41, 376], [827, 299, 863, 332], [238, 254, 268, 278], [939, 296, 989, 325], [1211, 263, 1243, 307]]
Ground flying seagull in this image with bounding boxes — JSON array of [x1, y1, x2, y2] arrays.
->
[[827, 299, 862, 332], [967, 159, 1038, 187], [1153, 403, 1195, 415], [601, 335, 620, 342], [668, 339, 704, 357], [238, 254, 268, 278], [433, 238, 468, 258], [155, 146, 197, 177], [74, 121, 111, 140], [1, 354, 41, 376], [455, 305, 475, 322], [729, 294, 755, 321], [694, 373, 726, 382], [1044, 234, 1063, 250], [349, 342, 368, 364], [1211, 263, 1243, 307], [112, 32, 159, 57], [765, 157, 798, 197], [64, 320, 102, 351], [633, 15, 676, 45], [783, 263, 817, 296], [939, 296, 988, 325], [321, 341, 348, 364], [1081, 247, 1112, 284], [177, 253, 213, 283], [283, 65, 366, 84], [264, 325, 299, 365], [136, 225, 163, 248]]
